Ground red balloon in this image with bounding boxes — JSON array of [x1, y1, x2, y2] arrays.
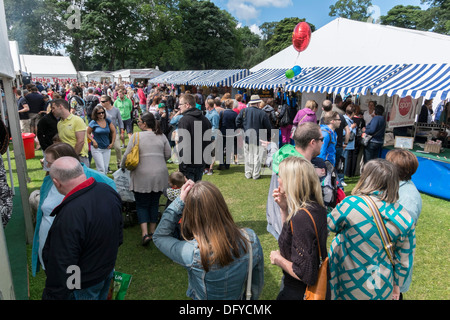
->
[[292, 22, 311, 52]]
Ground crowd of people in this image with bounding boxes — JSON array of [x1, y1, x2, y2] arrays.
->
[[14, 78, 422, 301]]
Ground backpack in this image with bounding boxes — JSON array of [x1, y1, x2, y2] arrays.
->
[[322, 160, 339, 209], [69, 96, 85, 118], [85, 95, 99, 119], [279, 104, 297, 127]]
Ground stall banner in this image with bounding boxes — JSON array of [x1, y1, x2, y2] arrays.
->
[[388, 95, 421, 128], [32, 76, 77, 84]]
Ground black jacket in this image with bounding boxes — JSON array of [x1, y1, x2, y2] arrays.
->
[[177, 107, 212, 167], [236, 106, 272, 144], [42, 178, 123, 300], [37, 112, 58, 151]]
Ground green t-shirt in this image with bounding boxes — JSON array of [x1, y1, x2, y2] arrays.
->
[[114, 97, 133, 121], [272, 144, 304, 175]]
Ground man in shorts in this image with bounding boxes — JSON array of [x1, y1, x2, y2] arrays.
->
[[113, 88, 133, 147]]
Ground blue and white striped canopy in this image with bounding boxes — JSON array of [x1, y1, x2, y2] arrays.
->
[[169, 70, 215, 85], [371, 63, 450, 101], [285, 64, 407, 95], [148, 71, 183, 84], [232, 68, 310, 90], [189, 69, 250, 87], [148, 70, 214, 85]]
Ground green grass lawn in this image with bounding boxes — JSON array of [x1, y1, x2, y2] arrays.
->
[[3, 142, 450, 300]]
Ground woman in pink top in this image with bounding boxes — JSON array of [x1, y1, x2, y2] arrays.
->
[[234, 94, 247, 114], [293, 100, 318, 126]]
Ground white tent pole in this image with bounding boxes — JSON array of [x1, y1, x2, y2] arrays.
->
[[3, 79, 34, 243]]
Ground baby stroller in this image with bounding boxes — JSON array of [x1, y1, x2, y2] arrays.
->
[[113, 169, 138, 228]]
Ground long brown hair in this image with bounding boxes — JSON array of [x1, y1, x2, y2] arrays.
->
[[181, 181, 248, 272], [352, 159, 399, 203]]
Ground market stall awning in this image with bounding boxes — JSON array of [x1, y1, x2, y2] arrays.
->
[[285, 64, 407, 95], [149, 70, 217, 85], [189, 69, 250, 87], [147, 71, 180, 84], [232, 68, 311, 90], [171, 70, 217, 85], [371, 63, 450, 101]]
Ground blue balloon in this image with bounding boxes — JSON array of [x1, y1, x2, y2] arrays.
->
[[292, 65, 302, 76]]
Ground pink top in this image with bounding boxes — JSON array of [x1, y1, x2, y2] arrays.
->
[[293, 108, 317, 126]]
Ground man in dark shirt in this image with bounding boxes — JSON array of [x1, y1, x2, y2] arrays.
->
[[26, 86, 46, 136], [16, 89, 30, 133], [236, 95, 273, 180], [37, 107, 59, 151], [42, 157, 123, 300], [177, 93, 212, 182]]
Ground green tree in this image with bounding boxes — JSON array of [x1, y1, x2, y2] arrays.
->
[[329, 0, 372, 21], [265, 17, 315, 56], [380, 5, 433, 31], [81, 0, 140, 70], [178, 0, 241, 69], [421, 0, 450, 35], [4, 0, 66, 55], [135, 0, 184, 71]]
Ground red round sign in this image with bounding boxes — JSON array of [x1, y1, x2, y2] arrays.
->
[[398, 96, 412, 117]]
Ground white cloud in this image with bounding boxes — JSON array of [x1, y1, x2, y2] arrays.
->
[[227, 1, 261, 22], [249, 24, 263, 37], [244, 0, 292, 8], [225, 0, 293, 23]]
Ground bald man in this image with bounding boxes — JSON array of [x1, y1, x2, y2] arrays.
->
[[42, 157, 123, 300]]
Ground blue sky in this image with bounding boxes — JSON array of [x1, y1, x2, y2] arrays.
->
[[211, 0, 429, 36]]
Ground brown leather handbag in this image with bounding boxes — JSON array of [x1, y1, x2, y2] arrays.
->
[[300, 208, 329, 300]]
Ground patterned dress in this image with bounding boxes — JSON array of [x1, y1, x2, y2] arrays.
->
[[327, 193, 416, 300]]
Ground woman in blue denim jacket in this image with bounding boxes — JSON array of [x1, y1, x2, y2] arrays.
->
[[153, 180, 264, 300]]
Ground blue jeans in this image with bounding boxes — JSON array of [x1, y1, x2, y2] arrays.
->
[[70, 270, 113, 300], [133, 191, 162, 224], [179, 164, 204, 182]]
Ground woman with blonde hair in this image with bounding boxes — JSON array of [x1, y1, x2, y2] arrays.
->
[[328, 159, 416, 300], [270, 156, 329, 300], [153, 180, 264, 300], [293, 100, 318, 127]]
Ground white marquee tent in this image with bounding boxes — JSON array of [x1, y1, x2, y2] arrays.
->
[[251, 17, 450, 72], [20, 54, 78, 83], [111, 68, 164, 83]]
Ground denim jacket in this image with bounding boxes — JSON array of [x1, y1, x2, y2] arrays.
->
[[153, 197, 265, 300]]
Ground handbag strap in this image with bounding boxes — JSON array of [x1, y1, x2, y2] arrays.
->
[[290, 208, 323, 262], [133, 132, 139, 146], [242, 229, 253, 300], [361, 196, 395, 266]]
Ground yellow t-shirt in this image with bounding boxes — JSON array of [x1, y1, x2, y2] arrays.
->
[[57, 114, 89, 157]]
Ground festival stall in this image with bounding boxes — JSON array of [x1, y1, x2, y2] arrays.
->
[[240, 18, 450, 200], [78, 70, 114, 83], [20, 54, 78, 83], [111, 68, 164, 84], [371, 63, 450, 200]]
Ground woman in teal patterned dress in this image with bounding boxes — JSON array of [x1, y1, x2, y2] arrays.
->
[[328, 159, 416, 300]]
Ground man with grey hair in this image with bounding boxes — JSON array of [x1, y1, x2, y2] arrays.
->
[[42, 157, 123, 300], [235, 95, 272, 180]]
